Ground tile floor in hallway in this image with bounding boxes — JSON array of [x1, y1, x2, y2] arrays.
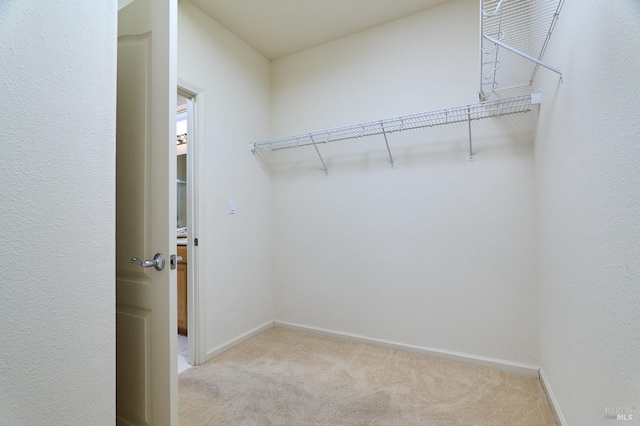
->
[[178, 334, 191, 374]]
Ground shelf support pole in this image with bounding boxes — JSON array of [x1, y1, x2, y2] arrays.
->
[[483, 34, 563, 80], [310, 135, 328, 175], [468, 107, 474, 162], [381, 124, 395, 169]]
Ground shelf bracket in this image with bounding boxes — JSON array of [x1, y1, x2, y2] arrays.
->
[[483, 34, 563, 81], [482, 0, 508, 18], [310, 134, 328, 175], [380, 124, 395, 169]]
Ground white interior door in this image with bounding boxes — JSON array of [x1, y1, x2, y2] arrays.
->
[[116, 0, 178, 424]]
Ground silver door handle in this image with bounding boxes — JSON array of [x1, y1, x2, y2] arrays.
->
[[130, 253, 165, 271]]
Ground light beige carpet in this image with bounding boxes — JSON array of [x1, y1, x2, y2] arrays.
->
[[179, 328, 555, 425]]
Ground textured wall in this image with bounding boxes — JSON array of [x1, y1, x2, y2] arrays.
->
[[0, 0, 116, 424], [534, 1, 640, 424], [178, 1, 274, 357], [270, 0, 540, 367]]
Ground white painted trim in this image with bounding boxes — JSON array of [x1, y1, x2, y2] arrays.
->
[[540, 367, 567, 426], [274, 321, 540, 378], [177, 80, 206, 367], [177, 79, 205, 100], [205, 321, 274, 361]]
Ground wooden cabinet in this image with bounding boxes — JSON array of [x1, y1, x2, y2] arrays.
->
[[177, 245, 188, 335]]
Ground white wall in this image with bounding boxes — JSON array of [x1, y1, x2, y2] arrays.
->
[[178, 1, 274, 357], [0, 1, 116, 424], [534, 1, 640, 424], [270, 0, 540, 368]]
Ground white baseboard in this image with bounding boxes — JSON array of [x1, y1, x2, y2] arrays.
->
[[205, 321, 274, 361], [274, 321, 540, 378], [540, 367, 566, 426]]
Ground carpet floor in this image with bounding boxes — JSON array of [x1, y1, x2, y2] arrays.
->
[[178, 328, 555, 425]]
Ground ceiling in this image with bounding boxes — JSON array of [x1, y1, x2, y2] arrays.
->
[[188, 0, 454, 60]]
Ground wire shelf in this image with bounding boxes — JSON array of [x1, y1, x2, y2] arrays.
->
[[480, 0, 564, 100], [251, 93, 537, 153]]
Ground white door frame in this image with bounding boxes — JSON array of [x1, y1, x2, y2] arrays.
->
[[178, 81, 206, 366]]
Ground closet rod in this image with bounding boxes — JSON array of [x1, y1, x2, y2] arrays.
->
[[250, 93, 539, 153]]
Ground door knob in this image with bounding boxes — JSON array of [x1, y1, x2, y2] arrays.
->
[[130, 253, 165, 271]]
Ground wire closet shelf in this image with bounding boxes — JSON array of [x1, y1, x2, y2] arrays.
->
[[480, 0, 564, 101], [250, 93, 539, 172]]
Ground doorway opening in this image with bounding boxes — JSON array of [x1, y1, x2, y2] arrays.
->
[[176, 87, 199, 373]]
